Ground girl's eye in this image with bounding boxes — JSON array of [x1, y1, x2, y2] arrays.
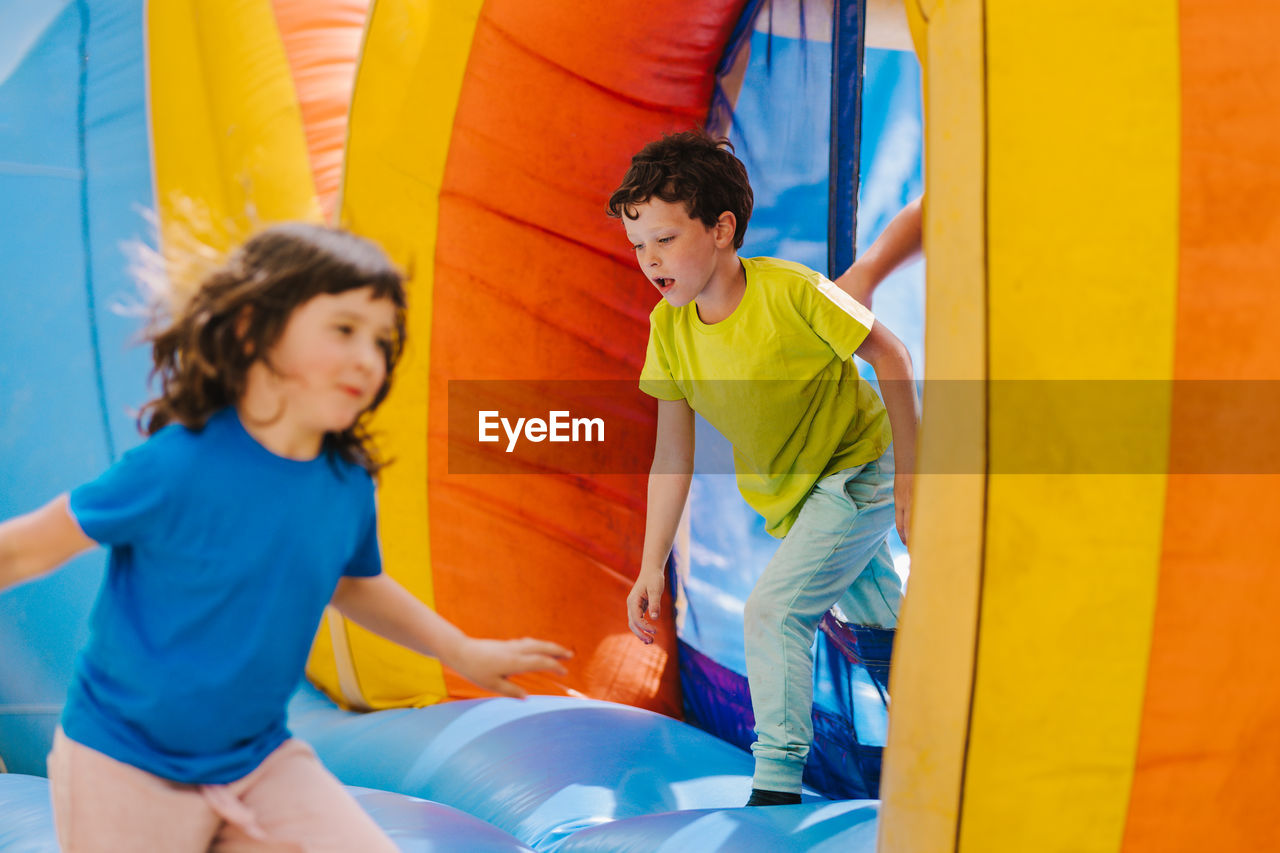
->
[[376, 338, 393, 356], [335, 324, 354, 336]]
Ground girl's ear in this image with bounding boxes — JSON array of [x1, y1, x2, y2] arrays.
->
[[235, 306, 255, 357], [714, 211, 738, 248]]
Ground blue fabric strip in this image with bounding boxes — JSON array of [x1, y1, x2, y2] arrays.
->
[[75, 0, 115, 462], [705, 0, 769, 133], [828, 0, 867, 278]]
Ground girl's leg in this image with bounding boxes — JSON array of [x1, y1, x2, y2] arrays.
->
[[210, 740, 396, 853], [743, 458, 897, 794], [47, 728, 220, 853]]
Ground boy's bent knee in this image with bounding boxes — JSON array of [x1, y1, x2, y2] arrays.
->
[[743, 590, 779, 637], [744, 592, 824, 650]]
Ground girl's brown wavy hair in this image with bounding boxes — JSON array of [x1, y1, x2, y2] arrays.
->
[[138, 222, 407, 474]]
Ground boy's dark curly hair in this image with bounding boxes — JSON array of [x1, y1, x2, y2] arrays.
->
[[607, 130, 754, 248], [138, 222, 407, 474]]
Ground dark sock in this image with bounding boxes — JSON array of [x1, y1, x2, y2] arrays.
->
[[746, 788, 801, 807]]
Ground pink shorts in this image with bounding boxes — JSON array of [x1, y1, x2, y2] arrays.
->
[[47, 729, 398, 852]]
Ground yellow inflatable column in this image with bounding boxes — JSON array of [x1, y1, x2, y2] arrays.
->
[[305, 0, 484, 709], [968, 2, 1178, 850], [880, 2, 1181, 851], [147, 0, 320, 266], [879, 0, 987, 849]]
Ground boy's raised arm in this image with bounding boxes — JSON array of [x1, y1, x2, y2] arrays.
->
[[836, 196, 923, 309], [854, 323, 919, 544], [628, 397, 695, 643], [0, 494, 97, 592]]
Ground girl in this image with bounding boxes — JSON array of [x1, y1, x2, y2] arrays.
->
[[0, 223, 572, 851]]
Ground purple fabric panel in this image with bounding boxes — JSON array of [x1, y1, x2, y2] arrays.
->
[[677, 637, 886, 799]]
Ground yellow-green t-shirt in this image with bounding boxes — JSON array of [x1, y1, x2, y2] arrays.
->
[[639, 256, 891, 538]]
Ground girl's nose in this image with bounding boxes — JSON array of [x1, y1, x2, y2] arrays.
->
[[358, 342, 382, 374]]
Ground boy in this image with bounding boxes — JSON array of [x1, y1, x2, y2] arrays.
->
[[610, 131, 918, 806]]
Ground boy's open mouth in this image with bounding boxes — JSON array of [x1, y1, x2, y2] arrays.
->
[[655, 277, 674, 290]]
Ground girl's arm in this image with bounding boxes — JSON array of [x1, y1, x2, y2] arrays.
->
[[0, 495, 97, 592], [330, 572, 571, 699], [836, 196, 923, 308], [627, 397, 696, 644], [854, 322, 919, 545]]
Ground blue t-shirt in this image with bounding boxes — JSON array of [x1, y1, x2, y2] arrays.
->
[[65, 408, 381, 784]]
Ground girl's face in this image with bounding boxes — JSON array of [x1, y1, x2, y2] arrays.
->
[[258, 287, 397, 439]]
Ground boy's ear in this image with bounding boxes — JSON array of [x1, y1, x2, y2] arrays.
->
[[714, 211, 738, 247]]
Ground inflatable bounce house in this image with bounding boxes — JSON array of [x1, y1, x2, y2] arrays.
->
[[1, 1, 1277, 851]]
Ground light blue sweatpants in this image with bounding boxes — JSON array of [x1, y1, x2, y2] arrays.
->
[[743, 451, 901, 793]]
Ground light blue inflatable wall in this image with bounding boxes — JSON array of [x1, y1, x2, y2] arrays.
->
[[0, 0, 151, 778]]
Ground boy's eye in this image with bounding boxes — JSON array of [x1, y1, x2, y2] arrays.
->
[[631, 243, 643, 251], [657, 236, 674, 244]]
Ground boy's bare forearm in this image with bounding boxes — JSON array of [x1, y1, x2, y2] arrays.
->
[[640, 398, 695, 575], [879, 371, 919, 475], [640, 468, 693, 574], [859, 326, 919, 471], [865, 332, 919, 543]]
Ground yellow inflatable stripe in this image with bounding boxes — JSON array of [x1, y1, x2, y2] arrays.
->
[[306, 0, 486, 710], [962, 3, 1179, 853], [904, 0, 929, 108], [878, 1, 986, 850], [147, 0, 320, 266]]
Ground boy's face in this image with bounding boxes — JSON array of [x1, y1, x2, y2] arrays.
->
[[623, 198, 731, 308]]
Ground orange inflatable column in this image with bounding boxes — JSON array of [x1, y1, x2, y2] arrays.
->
[[1122, 2, 1280, 849]]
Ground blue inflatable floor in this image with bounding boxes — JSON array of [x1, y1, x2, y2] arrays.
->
[[287, 684, 878, 851], [0, 685, 879, 851]]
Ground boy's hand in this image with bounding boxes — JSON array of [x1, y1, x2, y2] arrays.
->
[[449, 636, 572, 700], [627, 567, 666, 644], [895, 471, 914, 546]]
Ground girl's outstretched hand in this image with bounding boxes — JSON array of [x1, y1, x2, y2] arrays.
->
[[449, 637, 572, 700], [331, 574, 573, 700]]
